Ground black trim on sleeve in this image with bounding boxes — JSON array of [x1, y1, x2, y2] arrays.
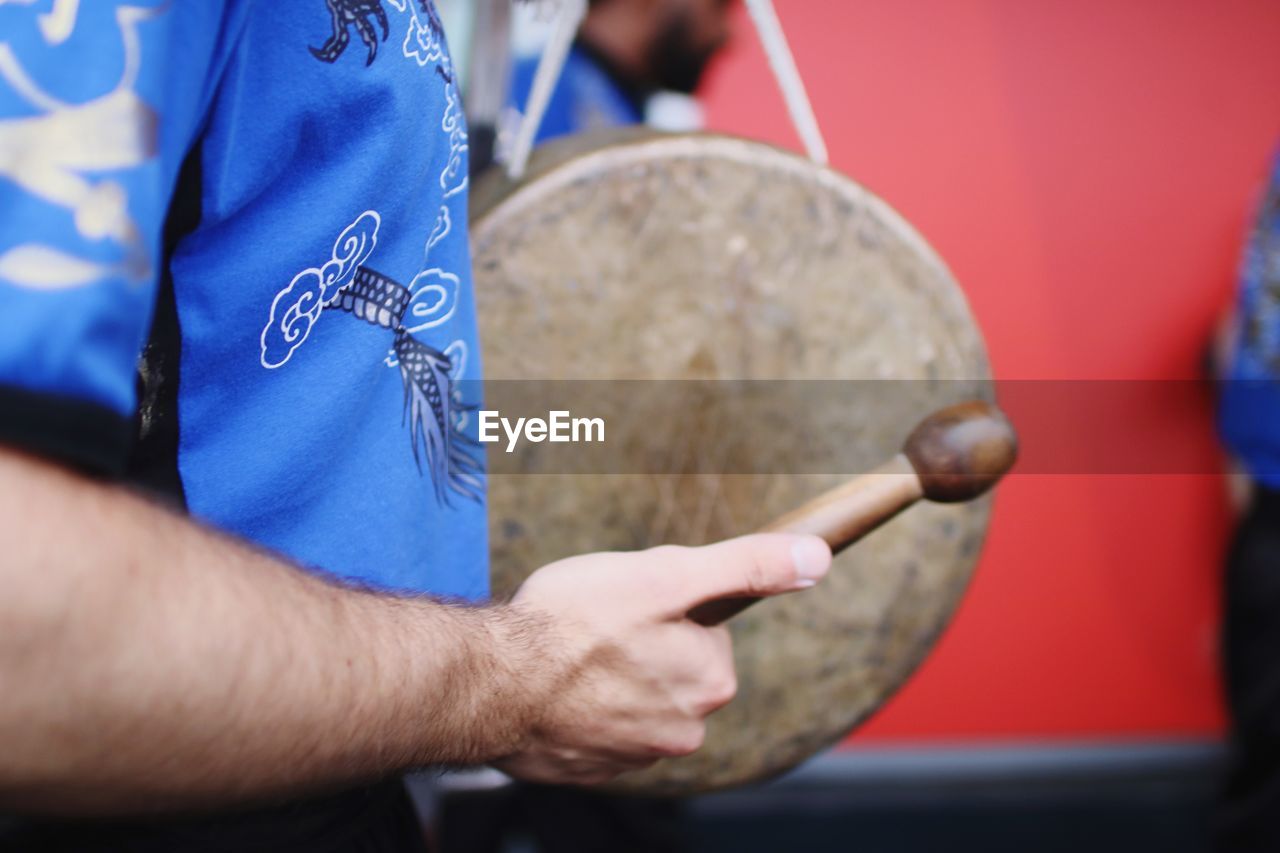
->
[[0, 144, 203, 493], [124, 141, 203, 508], [0, 384, 135, 476]]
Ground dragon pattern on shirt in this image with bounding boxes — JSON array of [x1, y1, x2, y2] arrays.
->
[[310, 0, 453, 83], [257, 0, 480, 504]]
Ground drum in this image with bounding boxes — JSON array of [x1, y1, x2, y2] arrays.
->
[[471, 129, 993, 795]]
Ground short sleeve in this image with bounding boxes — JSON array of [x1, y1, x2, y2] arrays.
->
[[0, 2, 233, 473]]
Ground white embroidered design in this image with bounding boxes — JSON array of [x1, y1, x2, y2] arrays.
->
[[385, 0, 450, 74], [402, 269, 459, 334], [439, 81, 468, 198], [0, 2, 162, 290], [442, 338, 469, 429], [424, 203, 450, 254], [260, 210, 380, 368]]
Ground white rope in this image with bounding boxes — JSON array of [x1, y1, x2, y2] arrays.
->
[[743, 0, 828, 166], [506, 0, 588, 180]]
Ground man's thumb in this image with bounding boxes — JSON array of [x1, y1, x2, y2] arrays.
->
[[670, 533, 832, 613]]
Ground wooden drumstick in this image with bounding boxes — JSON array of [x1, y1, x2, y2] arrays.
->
[[688, 400, 1018, 626]]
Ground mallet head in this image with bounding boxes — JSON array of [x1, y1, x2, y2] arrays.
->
[[901, 400, 1018, 503]]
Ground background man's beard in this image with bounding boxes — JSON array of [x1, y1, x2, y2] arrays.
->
[[647, 15, 718, 94]]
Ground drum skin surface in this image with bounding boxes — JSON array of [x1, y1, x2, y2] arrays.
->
[[471, 130, 993, 795]]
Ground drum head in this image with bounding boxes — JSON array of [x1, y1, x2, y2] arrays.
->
[[471, 130, 992, 795]]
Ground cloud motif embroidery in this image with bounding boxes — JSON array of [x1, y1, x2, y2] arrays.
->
[[260, 210, 380, 368], [439, 83, 467, 198], [388, 0, 451, 76]]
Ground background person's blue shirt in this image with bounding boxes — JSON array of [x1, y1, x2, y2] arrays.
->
[[1221, 151, 1280, 490], [0, 1, 488, 599], [509, 41, 647, 144]]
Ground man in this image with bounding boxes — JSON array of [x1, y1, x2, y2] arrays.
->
[[1217, 152, 1280, 853], [509, 0, 734, 145], [0, 2, 830, 850]]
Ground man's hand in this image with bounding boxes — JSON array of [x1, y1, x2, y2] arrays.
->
[[493, 534, 832, 785]]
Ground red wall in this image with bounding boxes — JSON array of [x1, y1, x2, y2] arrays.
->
[[700, 0, 1280, 741]]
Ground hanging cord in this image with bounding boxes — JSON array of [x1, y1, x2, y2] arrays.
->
[[506, 0, 828, 178], [506, 0, 587, 180], [743, 0, 828, 165]]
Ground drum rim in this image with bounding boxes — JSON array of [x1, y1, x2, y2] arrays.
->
[[472, 130, 988, 381]]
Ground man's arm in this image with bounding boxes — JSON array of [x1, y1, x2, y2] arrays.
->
[[0, 445, 538, 814], [0, 446, 831, 814]]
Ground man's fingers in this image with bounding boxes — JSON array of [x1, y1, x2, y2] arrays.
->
[[658, 533, 832, 615]]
